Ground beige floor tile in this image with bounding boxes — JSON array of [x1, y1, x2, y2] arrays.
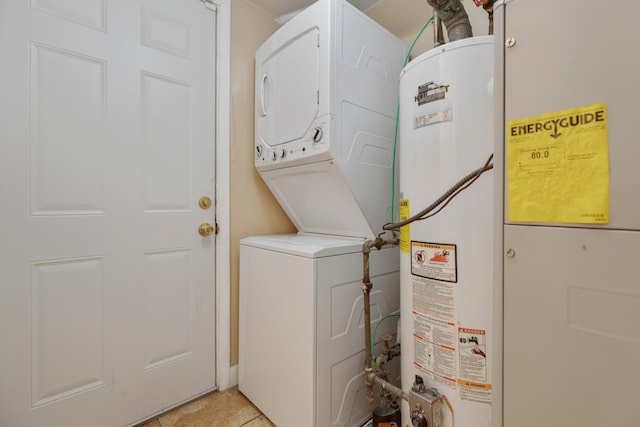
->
[[243, 414, 276, 427], [158, 387, 262, 427], [139, 419, 161, 427]]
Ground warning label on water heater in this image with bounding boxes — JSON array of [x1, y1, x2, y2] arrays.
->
[[457, 327, 492, 404], [399, 199, 411, 253], [411, 241, 457, 283]]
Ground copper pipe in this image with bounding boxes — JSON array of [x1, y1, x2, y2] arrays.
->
[[485, 3, 494, 35], [434, 14, 445, 46]]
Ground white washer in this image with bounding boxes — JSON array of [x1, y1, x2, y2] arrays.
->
[[254, 0, 406, 238], [238, 234, 400, 427]]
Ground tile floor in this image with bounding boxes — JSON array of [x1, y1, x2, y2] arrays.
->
[[138, 387, 275, 427]]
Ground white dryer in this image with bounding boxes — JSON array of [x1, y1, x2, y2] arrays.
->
[[254, 0, 406, 238]]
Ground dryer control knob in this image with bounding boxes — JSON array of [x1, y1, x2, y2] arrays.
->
[[279, 148, 287, 158], [256, 145, 263, 156], [312, 127, 323, 142], [271, 151, 277, 161]]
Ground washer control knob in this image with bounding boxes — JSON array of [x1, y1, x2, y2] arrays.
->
[[271, 151, 277, 161], [256, 145, 263, 157], [279, 148, 287, 158], [312, 127, 323, 142]]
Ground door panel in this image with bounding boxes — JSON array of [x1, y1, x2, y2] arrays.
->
[[142, 72, 192, 212], [30, 43, 106, 215], [503, 226, 640, 427], [31, 257, 106, 406], [0, 1, 216, 425]]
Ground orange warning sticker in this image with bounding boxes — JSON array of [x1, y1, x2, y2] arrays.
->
[[456, 379, 492, 390], [411, 241, 457, 283]]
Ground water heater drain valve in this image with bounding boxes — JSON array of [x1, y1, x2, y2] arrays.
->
[[408, 375, 442, 427]]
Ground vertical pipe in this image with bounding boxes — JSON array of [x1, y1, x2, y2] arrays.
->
[[362, 236, 399, 403], [486, 5, 494, 35], [434, 14, 445, 46], [362, 241, 375, 402]]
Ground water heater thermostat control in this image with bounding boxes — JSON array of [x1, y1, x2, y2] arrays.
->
[[408, 376, 442, 427]]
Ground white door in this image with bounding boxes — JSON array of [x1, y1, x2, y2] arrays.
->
[[0, 1, 217, 426]]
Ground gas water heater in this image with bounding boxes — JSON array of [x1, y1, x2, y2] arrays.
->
[[398, 36, 495, 427]]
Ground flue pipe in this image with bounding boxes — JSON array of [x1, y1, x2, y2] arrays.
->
[[426, 0, 472, 42]]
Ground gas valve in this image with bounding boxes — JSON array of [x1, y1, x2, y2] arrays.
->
[[408, 375, 442, 427]]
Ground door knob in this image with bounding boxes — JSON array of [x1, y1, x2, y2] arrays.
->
[[198, 223, 215, 236]]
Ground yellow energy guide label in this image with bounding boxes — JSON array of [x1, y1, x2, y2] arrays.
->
[[507, 102, 610, 224]]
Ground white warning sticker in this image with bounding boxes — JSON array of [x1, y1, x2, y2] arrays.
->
[[414, 108, 452, 129], [457, 327, 492, 404]]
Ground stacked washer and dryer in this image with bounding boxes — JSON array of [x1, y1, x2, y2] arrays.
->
[[238, 1, 406, 427]]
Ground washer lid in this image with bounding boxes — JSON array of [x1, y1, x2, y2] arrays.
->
[[240, 234, 365, 258], [256, 27, 319, 147]]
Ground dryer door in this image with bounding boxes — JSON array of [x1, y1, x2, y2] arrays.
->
[[256, 28, 319, 148]]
